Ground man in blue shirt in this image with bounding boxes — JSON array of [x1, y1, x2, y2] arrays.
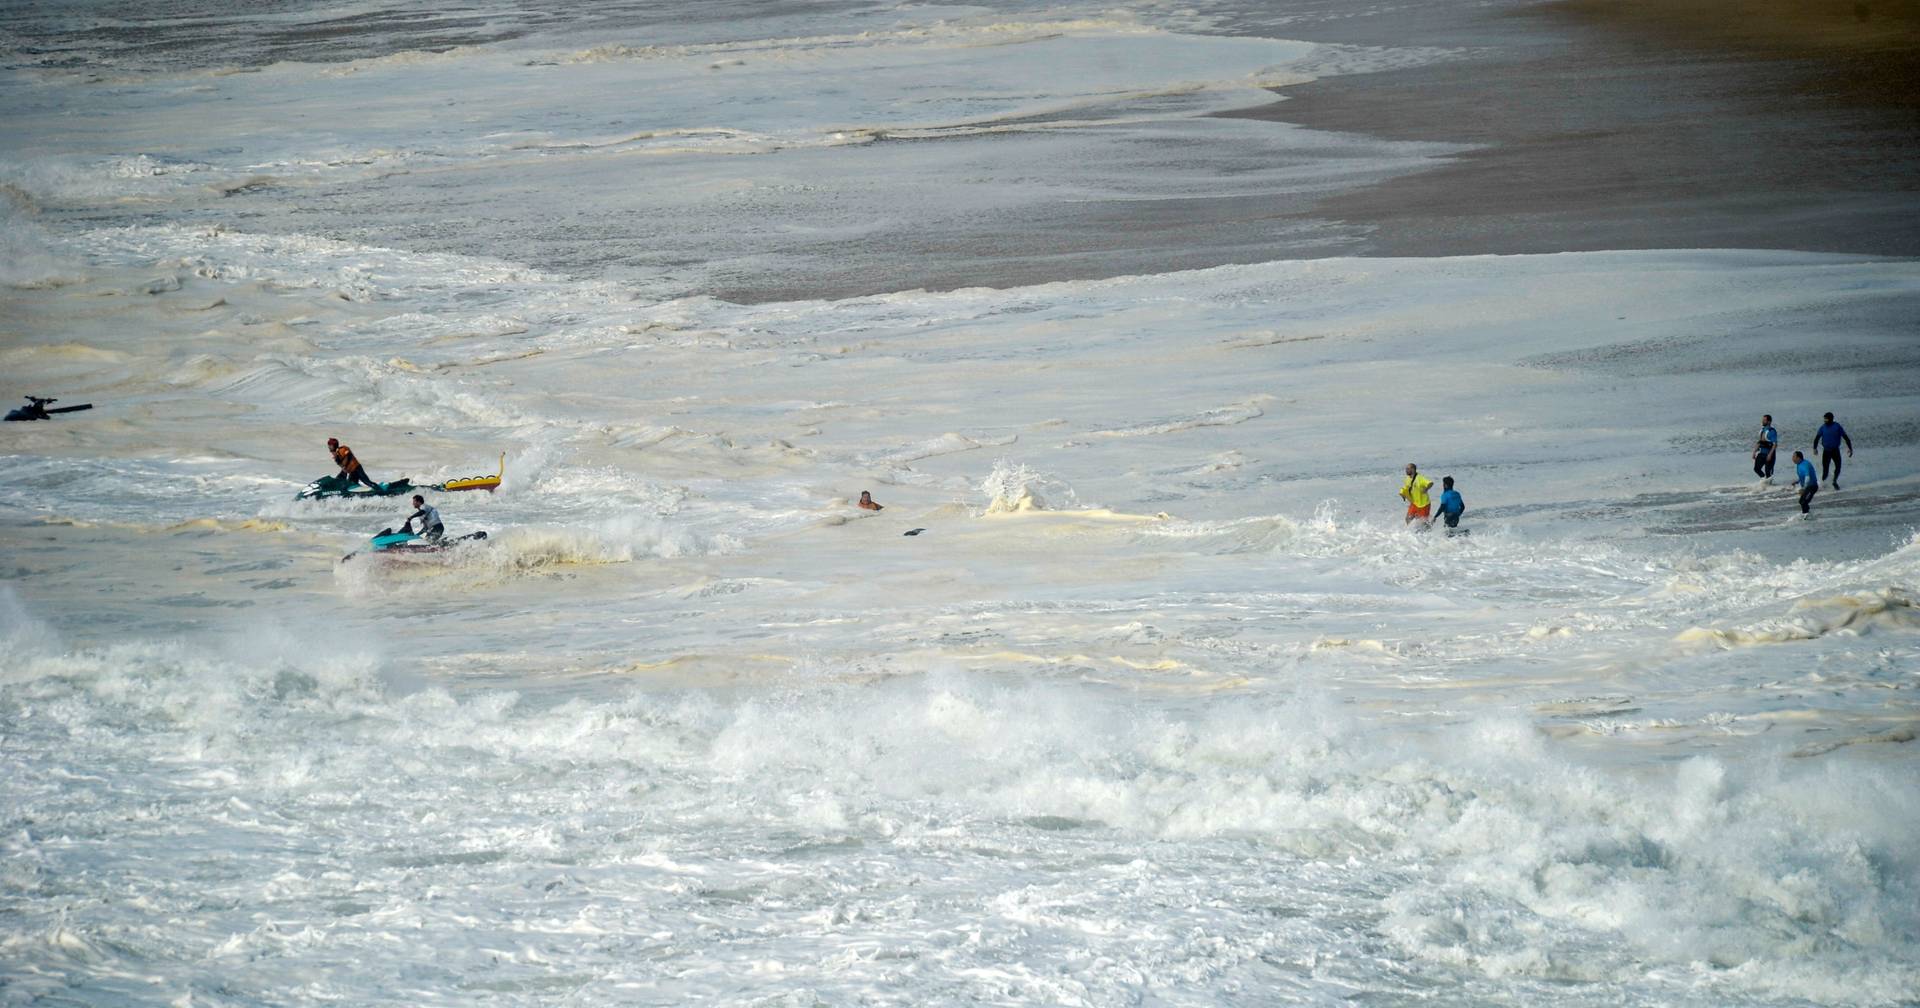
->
[[1812, 411, 1853, 489], [1436, 476, 1465, 532], [1792, 450, 1818, 516], [1752, 413, 1778, 482]]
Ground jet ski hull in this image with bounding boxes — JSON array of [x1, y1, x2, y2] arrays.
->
[[342, 530, 488, 563], [297, 475, 415, 501]]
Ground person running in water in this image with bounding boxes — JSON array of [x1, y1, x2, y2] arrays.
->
[[1436, 476, 1465, 532], [1792, 450, 1818, 516], [327, 437, 379, 490], [1399, 463, 1434, 525], [400, 495, 444, 541], [1811, 412, 1852, 489], [1752, 414, 1778, 482]]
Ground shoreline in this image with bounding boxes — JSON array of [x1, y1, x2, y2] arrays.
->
[[1550, 0, 1920, 77], [1214, 0, 1920, 260], [717, 0, 1920, 301]]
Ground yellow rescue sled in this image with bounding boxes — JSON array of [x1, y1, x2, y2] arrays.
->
[[433, 454, 504, 493]]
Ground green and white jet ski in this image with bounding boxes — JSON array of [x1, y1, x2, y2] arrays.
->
[[295, 473, 416, 501]]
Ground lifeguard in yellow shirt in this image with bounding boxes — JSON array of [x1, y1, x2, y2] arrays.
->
[[1399, 462, 1434, 525]]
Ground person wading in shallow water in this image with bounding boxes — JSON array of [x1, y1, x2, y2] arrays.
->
[[1812, 412, 1853, 489], [1399, 463, 1434, 525], [1792, 450, 1819, 517], [1436, 475, 1465, 532], [328, 437, 378, 490], [856, 490, 883, 511], [1753, 413, 1778, 483]]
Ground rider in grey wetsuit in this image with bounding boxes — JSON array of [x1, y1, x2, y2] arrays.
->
[[401, 495, 444, 541]]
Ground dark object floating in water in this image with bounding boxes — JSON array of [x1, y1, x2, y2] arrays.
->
[[5, 396, 93, 421], [903, 528, 926, 536]]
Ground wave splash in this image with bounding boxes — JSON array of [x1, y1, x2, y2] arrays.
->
[[1, 606, 1914, 1004], [980, 459, 1080, 514]]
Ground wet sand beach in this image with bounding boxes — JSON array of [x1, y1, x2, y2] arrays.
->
[[724, 0, 1920, 299], [1224, 0, 1920, 258]]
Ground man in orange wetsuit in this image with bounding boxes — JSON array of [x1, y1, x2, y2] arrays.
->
[[327, 437, 379, 490]]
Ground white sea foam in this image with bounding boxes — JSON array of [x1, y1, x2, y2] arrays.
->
[[0, 196, 77, 287], [3, 0, 1917, 1002], [1, 617, 1914, 1003]]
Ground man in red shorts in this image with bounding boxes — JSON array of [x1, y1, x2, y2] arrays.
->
[[1399, 462, 1434, 525]]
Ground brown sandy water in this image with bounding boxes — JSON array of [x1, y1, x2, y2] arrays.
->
[[1216, 0, 1920, 259]]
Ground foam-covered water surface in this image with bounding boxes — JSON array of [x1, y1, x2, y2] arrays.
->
[[3, 0, 1918, 1003]]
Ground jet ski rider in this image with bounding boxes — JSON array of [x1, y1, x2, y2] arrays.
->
[[400, 495, 444, 541], [327, 437, 379, 490]]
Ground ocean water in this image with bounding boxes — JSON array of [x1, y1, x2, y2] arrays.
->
[[3, 1, 1918, 1005]]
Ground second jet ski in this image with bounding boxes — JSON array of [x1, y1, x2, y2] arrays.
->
[[341, 528, 489, 563]]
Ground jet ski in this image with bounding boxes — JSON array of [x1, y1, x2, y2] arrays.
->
[[296, 473, 415, 500], [342, 528, 489, 563], [5, 396, 93, 422], [431, 453, 505, 493]]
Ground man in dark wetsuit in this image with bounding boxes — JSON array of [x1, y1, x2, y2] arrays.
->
[[328, 437, 379, 490], [1811, 412, 1853, 489], [400, 495, 444, 541], [1752, 414, 1778, 482]]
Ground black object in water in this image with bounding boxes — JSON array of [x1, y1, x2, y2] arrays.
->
[[5, 396, 93, 421]]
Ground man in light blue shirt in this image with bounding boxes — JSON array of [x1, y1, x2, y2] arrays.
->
[[1752, 413, 1778, 482], [1792, 450, 1818, 516]]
